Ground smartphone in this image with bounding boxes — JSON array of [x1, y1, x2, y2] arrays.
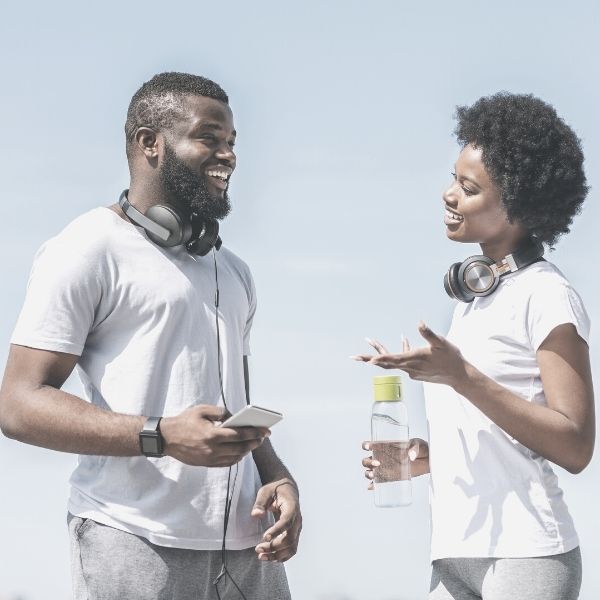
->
[[220, 404, 283, 429]]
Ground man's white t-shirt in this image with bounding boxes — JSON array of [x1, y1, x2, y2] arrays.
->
[[11, 207, 270, 550], [424, 260, 590, 560]]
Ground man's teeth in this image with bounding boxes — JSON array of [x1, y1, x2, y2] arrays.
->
[[207, 170, 229, 181], [446, 210, 464, 222]]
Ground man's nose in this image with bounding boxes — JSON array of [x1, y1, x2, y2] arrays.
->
[[215, 142, 236, 166]]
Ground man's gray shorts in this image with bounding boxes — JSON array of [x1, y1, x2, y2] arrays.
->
[[68, 514, 291, 600]]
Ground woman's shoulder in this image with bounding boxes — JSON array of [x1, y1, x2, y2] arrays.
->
[[511, 260, 589, 318], [519, 260, 591, 347], [513, 259, 576, 295]]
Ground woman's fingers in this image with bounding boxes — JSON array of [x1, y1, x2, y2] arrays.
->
[[362, 456, 380, 469], [366, 338, 389, 354], [370, 354, 405, 369], [408, 438, 429, 461], [362, 442, 379, 487]]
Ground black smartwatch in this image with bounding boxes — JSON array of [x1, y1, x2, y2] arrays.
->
[[139, 416, 164, 458]]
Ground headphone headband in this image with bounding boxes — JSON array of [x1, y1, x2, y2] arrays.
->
[[506, 237, 544, 270], [119, 191, 171, 242]]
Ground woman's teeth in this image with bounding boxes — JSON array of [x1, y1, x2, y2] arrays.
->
[[445, 209, 464, 222]]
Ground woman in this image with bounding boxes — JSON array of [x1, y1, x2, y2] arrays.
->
[[353, 92, 594, 600]]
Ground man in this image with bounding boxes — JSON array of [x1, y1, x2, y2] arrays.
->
[[0, 72, 301, 599]]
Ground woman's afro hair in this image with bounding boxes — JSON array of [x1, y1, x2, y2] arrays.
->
[[454, 92, 588, 246]]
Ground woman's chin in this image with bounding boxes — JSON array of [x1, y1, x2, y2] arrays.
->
[[445, 226, 464, 242]]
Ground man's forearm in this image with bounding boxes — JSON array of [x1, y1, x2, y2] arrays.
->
[[252, 438, 296, 488], [0, 384, 145, 456]]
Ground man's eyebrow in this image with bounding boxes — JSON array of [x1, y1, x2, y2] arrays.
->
[[194, 122, 236, 136], [198, 122, 222, 130], [192, 122, 237, 138]]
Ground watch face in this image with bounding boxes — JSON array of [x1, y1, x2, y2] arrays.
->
[[143, 437, 160, 455], [141, 434, 162, 456]]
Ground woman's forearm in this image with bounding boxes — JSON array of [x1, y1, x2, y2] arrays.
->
[[454, 362, 593, 473]]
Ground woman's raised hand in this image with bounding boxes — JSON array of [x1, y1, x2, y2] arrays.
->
[[351, 321, 470, 390]]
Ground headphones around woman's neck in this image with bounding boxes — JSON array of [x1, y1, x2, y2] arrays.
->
[[444, 237, 544, 303], [118, 189, 222, 256]]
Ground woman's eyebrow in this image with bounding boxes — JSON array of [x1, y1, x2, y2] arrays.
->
[[456, 171, 483, 189]]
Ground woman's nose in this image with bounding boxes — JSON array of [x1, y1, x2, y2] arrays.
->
[[443, 181, 459, 206]]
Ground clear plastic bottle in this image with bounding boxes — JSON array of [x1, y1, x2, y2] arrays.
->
[[371, 375, 411, 507]]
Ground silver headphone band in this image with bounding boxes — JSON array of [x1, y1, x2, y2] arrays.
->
[[119, 191, 171, 243]]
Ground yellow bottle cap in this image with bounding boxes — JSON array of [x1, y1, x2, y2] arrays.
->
[[373, 375, 402, 401]]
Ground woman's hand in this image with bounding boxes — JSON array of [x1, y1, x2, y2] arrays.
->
[[361, 438, 430, 488], [351, 321, 470, 390]]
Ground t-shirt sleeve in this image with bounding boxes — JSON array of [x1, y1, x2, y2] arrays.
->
[[10, 237, 103, 356], [243, 271, 257, 356], [526, 280, 590, 351]]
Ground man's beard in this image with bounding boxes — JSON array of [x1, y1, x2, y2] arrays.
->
[[159, 141, 231, 221]]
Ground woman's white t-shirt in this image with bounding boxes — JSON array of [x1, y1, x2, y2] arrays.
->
[[424, 260, 590, 560]]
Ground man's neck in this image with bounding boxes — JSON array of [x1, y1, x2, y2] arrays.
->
[[126, 181, 170, 213]]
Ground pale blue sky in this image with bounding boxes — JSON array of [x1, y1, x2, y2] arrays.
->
[[0, 2, 598, 599]]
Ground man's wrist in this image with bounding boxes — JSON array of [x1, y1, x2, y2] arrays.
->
[[274, 477, 299, 497]]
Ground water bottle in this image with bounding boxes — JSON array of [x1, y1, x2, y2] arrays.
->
[[371, 375, 411, 507]]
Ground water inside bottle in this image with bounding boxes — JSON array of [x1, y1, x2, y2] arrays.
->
[[370, 424, 412, 507], [370, 439, 410, 483]]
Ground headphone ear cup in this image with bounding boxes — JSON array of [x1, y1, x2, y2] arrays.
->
[[145, 205, 192, 247], [444, 262, 474, 303], [458, 255, 498, 298], [444, 263, 459, 299], [187, 219, 221, 256]]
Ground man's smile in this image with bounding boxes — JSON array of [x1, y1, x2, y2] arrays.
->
[[205, 166, 232, 190]]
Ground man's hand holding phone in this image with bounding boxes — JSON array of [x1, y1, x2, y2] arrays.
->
[[220, 405, 283, 429], [160, 405, 271, 467]]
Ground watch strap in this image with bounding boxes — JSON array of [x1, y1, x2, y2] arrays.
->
[[142, 416, 162, 433]]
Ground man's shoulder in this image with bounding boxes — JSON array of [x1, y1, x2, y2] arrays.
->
[[60, 206, 117, 237], [33, 208, 121, 275], [218, 246, 253, 275], [42, 207, 118, 253], [217, 246, 255, 298]]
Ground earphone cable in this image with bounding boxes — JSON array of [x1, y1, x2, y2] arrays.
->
[[212, 248, 248, 600]]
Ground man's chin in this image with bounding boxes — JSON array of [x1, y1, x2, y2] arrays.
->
[[190, 194, 231, 221]]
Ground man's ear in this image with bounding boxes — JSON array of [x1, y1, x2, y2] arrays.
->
[[134, 127, 160, 159]]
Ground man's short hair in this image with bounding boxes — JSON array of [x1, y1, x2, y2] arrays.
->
[[125, 72, 229, 158]]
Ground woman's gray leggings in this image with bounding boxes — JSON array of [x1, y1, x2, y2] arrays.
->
[[430, 547, 581, 600]]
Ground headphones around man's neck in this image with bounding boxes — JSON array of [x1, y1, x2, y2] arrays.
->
[[444, 237, 544, 303], [118, 189, 222, 256]]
